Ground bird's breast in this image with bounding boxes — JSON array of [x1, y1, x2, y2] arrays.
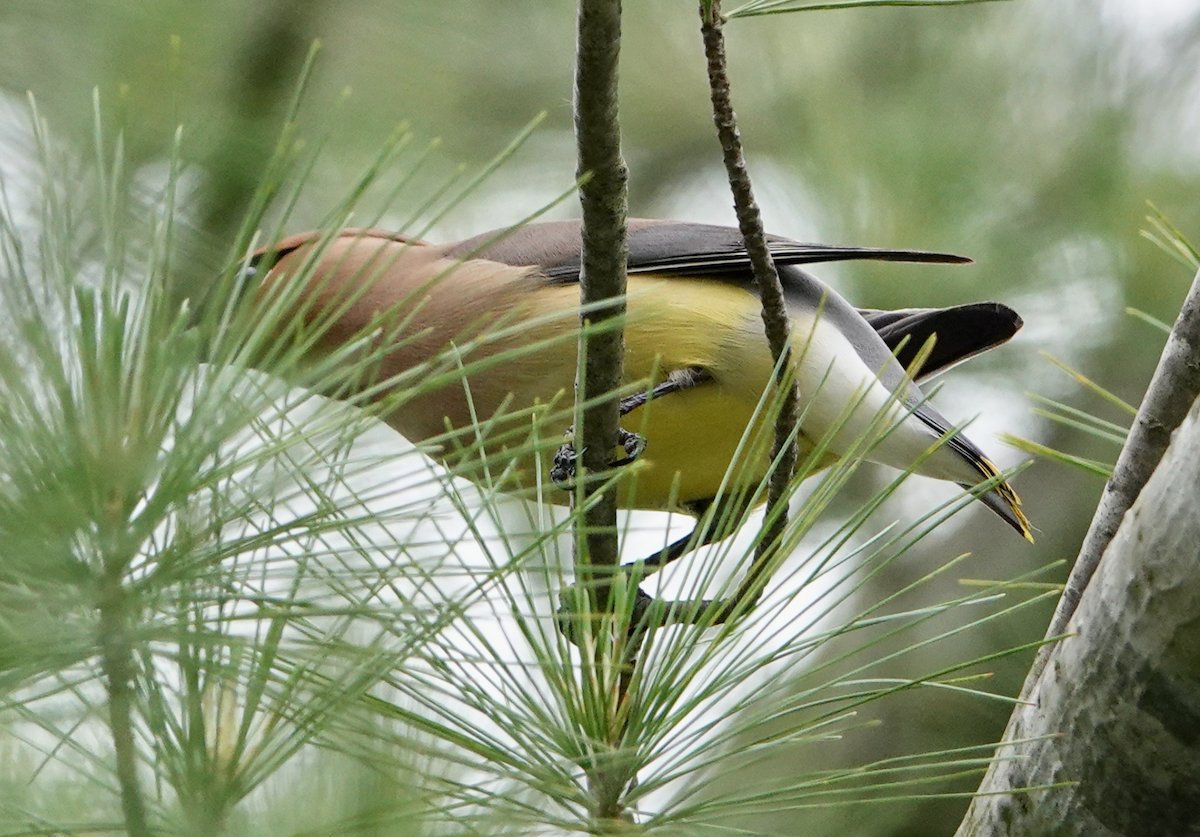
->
[[613, 276, 778, 508]]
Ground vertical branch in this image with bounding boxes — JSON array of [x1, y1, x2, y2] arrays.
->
[[574, 0, 629, 614], [574, 0, 631, 823], [957, 267, 1200, 832], [956, 395, 1200, 836], [1021, 263, 1200, 697], [97, 570, 150, 837], [700, 0, 799, 606]]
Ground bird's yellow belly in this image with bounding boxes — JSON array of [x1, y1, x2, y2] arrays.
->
[[611, 380, 769, 510], [468, 275, 779, 512], [370, 272, 782, 512]]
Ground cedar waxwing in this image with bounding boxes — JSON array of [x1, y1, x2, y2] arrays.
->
[[249, 219, 1032, 566]]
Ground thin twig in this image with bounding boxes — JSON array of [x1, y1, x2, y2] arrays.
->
[[98, 571, 150, 837], [574, 0, 628, 613], [700, 0, 800, 611], [1020, 263, 1200, 700], [574, 0, 631, 821]]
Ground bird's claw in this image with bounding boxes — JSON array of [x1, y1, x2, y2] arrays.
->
[[550, 427, 646, 489], [612, 427, 647, 466], [556, 583, 654, 647], [550, 443, 579, 488]]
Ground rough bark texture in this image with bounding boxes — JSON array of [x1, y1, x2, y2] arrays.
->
[[574, 0, 629, 609], [98, 573, 150, 837], [1027, 265, 1200, 695], [700, 1, 799, 600], [955, 394, 1200, 836], [574, 0, 631, 823]]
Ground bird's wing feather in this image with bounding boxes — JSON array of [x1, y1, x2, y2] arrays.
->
[[614, 221, 970, 279], [256, 224, 1016, 386], [858, 303, 1024, 381], [441, 219, 969, 282], [444, 218, 1016, 389]]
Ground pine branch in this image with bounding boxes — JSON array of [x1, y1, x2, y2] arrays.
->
[[574, 0, 629, 611], [700, 0, 800, 614], [574, 0, 632, 822], [956, 395, 1200, 835], [97, 570, 150, 837], [1023, 262, 1200, 699], [958, 265, 1200, 833]]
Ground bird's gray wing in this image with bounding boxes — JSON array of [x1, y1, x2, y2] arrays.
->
[[614, 221, 970, 279], [442, 219, 970, 281], [445, 219, 1013, 402]]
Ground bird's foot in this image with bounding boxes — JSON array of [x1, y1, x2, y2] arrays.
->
[[550, 426, 646, 489], [612, 427, 647, 467], [556, 581, 737, 648], [556, 583, 655, 647]]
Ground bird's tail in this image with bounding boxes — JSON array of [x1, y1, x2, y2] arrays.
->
[[961, 453, 1033, 542], [910, 409, 1033, 541]]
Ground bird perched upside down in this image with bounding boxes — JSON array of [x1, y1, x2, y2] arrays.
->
[[248, 219, 1032, 570]]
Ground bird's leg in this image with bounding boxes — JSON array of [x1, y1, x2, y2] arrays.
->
[[550, 366, 713, 487], [553, 368, 729, 647], [624, 498, 726, 575], [558, 497, 758, 646], [613, 367, 713, 421]]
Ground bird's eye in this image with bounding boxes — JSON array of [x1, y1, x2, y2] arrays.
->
[[233, 263, 259, 297], [224, 261, 263, 313]]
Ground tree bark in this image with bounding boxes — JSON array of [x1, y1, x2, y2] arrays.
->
[[1030, 264, 1200, 693], [955, 393, 1200, 836], [700, 0, 799, 605], [574, 0, 628, 610]]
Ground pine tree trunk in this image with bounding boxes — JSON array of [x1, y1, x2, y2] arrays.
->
[[956, 394, 1200, 835]]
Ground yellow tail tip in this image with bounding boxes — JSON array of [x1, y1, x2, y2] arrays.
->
[[980, 457, 1034, 543]]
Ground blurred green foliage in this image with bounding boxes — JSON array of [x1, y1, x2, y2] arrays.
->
[[0, 0, 1197, 834]]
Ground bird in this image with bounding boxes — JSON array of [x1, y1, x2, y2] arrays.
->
[[244, 218, 1032, 571]]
